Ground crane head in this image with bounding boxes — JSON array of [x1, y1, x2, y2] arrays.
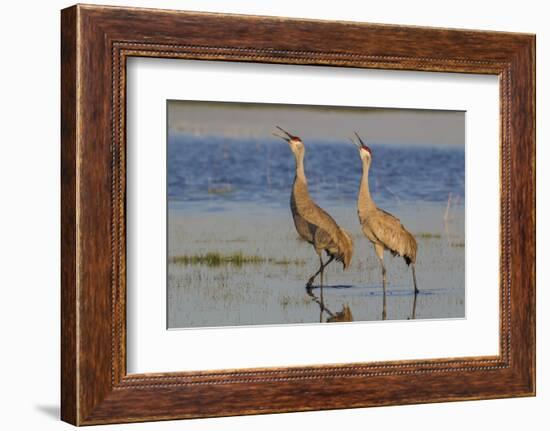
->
[[273, 126, 304, 153], [351, 132, 372, 159]]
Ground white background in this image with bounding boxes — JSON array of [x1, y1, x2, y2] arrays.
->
[[0, 0, 546, 430], [127, 59, 499, 373]]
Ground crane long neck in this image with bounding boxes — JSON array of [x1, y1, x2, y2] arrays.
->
[[294, 151, 306, 183], [292, 151, 309, 199], [358, 158, 376, 213]]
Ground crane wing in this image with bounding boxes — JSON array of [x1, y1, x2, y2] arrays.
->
[[369, 208, 417, 264], [300, 201, 343, 241], [302, 202, 354, 268], [290, 179, 353, 268]]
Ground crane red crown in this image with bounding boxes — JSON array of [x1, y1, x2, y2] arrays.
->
[[354, 132, 371, 155]]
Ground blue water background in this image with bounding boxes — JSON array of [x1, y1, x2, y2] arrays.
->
[[168, 134, 464, 212]]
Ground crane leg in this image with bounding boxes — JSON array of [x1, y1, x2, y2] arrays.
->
[[319, 265, 324, 322], [374, 244, 387, 320], [411, 288, 418, 320], [411, 263, 419, 294], [306, 256, 324, 290], [306, 255, 334, 290], [319, 255, 325, 304], [382, 287, 387, 321], [374, 245, 386, 289], [381, 261, 387, 321]]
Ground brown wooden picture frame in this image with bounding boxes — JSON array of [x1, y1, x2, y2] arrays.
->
[[61, 4, 535, 426]]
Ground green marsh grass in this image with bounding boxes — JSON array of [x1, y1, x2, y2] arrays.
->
[[170, 252, 305, 267]]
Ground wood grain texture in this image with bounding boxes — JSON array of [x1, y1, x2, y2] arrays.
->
[[60, 5, 78, 425], [60, 4, 536, 425]]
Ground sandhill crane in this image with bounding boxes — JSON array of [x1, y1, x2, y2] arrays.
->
[[273, 126, 354, 294], [351, 132, 419, 298]]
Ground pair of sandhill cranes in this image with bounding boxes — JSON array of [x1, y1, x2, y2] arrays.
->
[[273, 126, 419, 305]]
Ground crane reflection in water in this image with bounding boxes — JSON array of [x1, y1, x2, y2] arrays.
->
[[306, 284, 418, 323]]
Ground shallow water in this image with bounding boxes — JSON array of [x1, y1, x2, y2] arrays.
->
[[167, 204, 465, 329], [167, 134, 465, 329]]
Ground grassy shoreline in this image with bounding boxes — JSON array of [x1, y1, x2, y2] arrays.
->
[[170, 252, 306, 267]]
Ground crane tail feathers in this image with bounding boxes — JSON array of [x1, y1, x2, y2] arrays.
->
[[338, 229, 354, 270], [402, 230, 417, 266]]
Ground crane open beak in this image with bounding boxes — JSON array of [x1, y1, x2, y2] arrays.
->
[[272, 132, 289, 142], [354, 131, 366, 147], [354, 132, 372, 154], [348, 137, 361, 149], [272, 126, 295, 142]]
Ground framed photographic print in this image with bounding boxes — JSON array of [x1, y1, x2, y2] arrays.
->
[[61, 4, 535, 425]]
